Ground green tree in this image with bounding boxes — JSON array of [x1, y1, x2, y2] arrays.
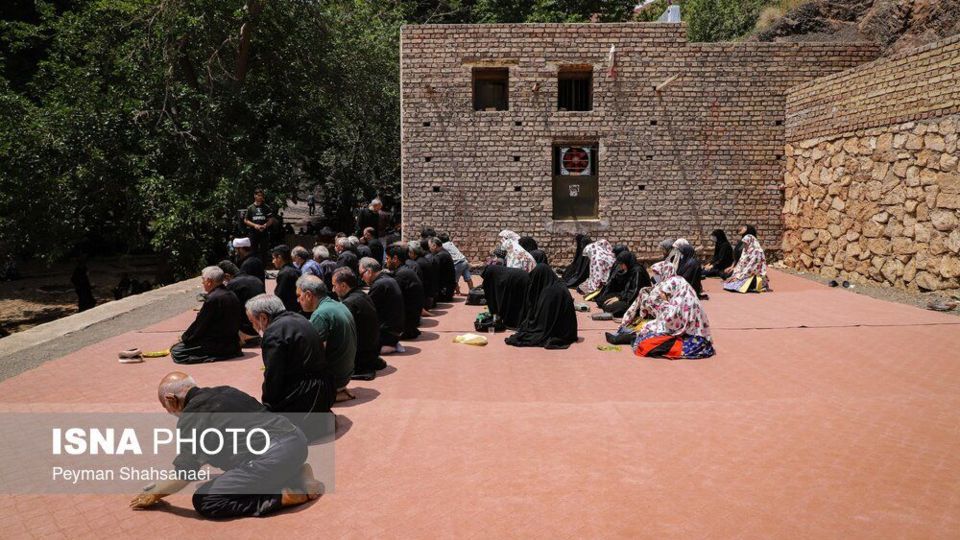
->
[[685, 0, 768, 42]]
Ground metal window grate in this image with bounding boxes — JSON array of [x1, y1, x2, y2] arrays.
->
[[558, 68, 592, 111]]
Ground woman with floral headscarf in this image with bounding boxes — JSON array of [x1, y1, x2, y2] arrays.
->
[[632, 276, 715, 359], [722, 234, 769, 293], [577, 239, 616, 296], [498, 230, 536, 273], [605, 251, 679, 345]]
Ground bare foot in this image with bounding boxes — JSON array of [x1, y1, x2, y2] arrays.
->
[[280, 488, 309, 507], [300, 464, 323, 500]]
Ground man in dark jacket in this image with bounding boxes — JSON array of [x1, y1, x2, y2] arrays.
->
[[246, 294, 335, 440], [331, 267, 385, 380], [334, 237, 360, 277], [385, 244, 424, 340], [427, 237, 457, 302], [129, 372, 323, 517], [233, 237, 266, 283], [409, 241, 438, 311], [171, 266, 243, 364], [360, 257, 405, 354], [218, 260, 266, 346], [363, 227, 385, 263], [271, 245, 301, 314]]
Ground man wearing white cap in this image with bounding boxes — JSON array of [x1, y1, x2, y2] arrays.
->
[[233, 237, 266, 283]]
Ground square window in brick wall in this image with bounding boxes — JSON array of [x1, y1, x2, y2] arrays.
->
[[558, 67, 592, 112], [473, 68, 509, 111], [552, 143, 599, 220]]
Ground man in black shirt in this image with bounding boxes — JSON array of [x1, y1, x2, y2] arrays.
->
[[331, 267, 385, 380], [356, 198, 381, 236], [243, 188, 276, 261], [427, 237, 457, 303], [218, 260, 265, 346], [233, 237, 266, 283], [360, 257, 405, 354], [129, 372, 323, 518], [363, 227, 384, 263], [171, 266, 243, 364], [334, 237, 360, 277], [408, 242, 437, 311], [385, 244, 424, 340], [246, 294, 335, 439], [271, 245, 301, 314]]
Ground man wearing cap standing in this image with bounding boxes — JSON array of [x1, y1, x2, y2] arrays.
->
[[233, 237, 266, 283]]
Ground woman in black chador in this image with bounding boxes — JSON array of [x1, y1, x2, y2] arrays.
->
[[561, 234, 592, 288], [506, 264, 578, 350]]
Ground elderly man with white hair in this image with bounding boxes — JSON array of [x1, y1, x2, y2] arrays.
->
[[246, 294, 335, 439], [171, 266, 244, 364], [334, 236, 360, 277], [356, 197, 382, 236]]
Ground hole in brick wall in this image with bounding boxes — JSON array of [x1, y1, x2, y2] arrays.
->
[[638, 185, 646, 191], [775, 119, 783, 126], [432, 186, 441, 193], [513, 156, 520, 161], [645, 155, 653, 161], [424, 156, 432, 162], [650, 120, 658, 126], [515, 121, 522, 126], [514, 186, 522, 192], [423, 121, 431, 127]]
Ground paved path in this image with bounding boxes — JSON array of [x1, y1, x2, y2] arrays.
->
[[1, 270, 959, 538]]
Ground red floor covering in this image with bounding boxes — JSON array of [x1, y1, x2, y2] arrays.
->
[[1, 269, 959, 538]]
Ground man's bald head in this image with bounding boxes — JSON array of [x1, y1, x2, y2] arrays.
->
[[158, 371, 196, 415]]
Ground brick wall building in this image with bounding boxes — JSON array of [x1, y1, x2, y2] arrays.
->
[[400, 23, 879, 264], [782, 34, 960, 292]]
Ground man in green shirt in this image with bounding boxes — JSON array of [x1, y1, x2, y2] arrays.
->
[[296, 275, 357, 400]]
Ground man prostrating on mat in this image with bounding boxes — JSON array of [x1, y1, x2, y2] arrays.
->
[[130, 372, 322, 518]]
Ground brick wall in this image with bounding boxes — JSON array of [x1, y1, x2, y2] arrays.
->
[[782, 35, 960, 292], [400, 23, 879, 265]]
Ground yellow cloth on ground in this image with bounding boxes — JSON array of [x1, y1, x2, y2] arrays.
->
[[453, 334, 489, 346]]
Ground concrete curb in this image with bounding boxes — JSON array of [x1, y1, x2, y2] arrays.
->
[[0, 277, 199, 360]]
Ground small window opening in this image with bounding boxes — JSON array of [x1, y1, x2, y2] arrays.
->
[[558, 67, 593, 111], [473, 68, 509, 111], [432, 186, 441, 193]]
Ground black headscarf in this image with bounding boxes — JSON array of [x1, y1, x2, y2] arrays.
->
[[530, 249, 549, 265], [561, 234, 593, 288], [481, 264, 530, 329], [676, 244, 703, 295], [710, 229, 734, 269], [518, 236, 538, 252], [597, 251, 649, 307], [506, 264, 579, 349]]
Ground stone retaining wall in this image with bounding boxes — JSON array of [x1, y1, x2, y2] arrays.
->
[[782, 35, 960, 292]]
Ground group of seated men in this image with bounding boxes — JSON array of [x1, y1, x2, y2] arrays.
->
[[148, 226, 474, 518], [169, 224, 472, 412]]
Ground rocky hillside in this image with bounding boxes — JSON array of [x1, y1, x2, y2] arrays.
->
[[752, 0, 960, 54]]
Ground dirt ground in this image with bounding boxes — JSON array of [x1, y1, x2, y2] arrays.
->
[[0, 255, 167, 336]]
